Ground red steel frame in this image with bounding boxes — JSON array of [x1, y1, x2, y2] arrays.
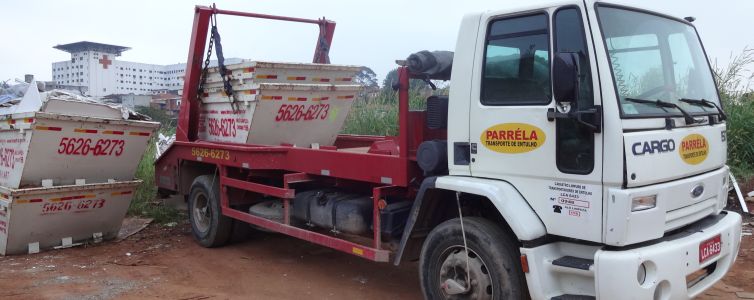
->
[[157, 5, 426, 263]]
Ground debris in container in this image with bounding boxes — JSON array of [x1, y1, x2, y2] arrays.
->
[[156, 133, 176, 159]]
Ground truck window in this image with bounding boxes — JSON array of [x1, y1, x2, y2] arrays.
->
[[554, 7, 595, 174], [598, 6, 719, 117], [481, 13, 550, 105]]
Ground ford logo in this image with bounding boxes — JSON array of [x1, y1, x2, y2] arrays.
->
[[691, 184, 705, 198]]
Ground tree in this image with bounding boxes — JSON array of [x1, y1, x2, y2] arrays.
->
[[354, 67, 379, 90], [381, 68, 430, 93], [136, 106, 174, 128]]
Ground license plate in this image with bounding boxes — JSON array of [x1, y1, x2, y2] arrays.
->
[[699, 234, 722, 263]]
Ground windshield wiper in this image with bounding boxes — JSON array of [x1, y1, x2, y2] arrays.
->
[[679, 98, 727, 121], [624, 97, 696, 124]]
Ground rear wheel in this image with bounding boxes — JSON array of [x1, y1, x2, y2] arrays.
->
[[188, 175, 232, 247], [419, 217, 527, 300]]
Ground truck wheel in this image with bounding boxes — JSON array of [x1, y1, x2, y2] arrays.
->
[[188, 175, 232, 247], [419, 217, 527, 300]]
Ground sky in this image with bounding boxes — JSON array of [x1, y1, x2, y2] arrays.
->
[[1, 0, 752, 84]]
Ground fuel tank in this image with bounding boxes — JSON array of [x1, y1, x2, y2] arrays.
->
[[292, 189, 372, 235]]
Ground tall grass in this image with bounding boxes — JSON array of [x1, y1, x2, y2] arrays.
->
[[724, 98, 754, 178], [341, 89, 439, 136], [714, 48, 754, 178], [129, 127, 183, 223]]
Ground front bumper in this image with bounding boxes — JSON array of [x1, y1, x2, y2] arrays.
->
[[522, 211, 742, 299], [595, 211, 741, 299]]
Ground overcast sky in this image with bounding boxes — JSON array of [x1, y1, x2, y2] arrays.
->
[[1, 0, 751, 84]]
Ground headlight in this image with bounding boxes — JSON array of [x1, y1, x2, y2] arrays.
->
[[632, 195, 657, 211]]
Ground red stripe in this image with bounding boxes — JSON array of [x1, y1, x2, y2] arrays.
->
[[296, 97, 307, 101], [47, 127, 62, 131], [29, 199, 42, 203]]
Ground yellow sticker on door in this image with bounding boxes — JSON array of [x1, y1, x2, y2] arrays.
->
[[679, 134, 709, 165], [481, 123, 545, 154]]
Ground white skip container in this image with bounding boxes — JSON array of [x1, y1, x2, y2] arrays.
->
[[0, 111, 158, 188], [197, 61, 362, 147], [0, 180, 140, 255]]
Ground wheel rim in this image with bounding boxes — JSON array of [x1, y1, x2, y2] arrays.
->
[[192, 191, 211, 234], [438, 246, 493, 300]]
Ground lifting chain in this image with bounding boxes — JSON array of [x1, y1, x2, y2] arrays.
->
[[197, 14, 216, 104], [197, 12, 238, 112]]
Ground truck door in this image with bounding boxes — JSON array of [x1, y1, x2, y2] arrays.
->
[[468, 7, 605, 242]]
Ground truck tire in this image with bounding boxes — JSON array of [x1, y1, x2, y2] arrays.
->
[[419, 217, 527, 300], [188, 175, 232, 247]]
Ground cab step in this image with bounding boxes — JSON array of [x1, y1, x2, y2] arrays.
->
[[552, 256, 594, 270], [551, 295, 596, 300]]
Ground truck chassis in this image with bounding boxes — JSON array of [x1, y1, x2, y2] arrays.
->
[[156, 6, 442, 263]]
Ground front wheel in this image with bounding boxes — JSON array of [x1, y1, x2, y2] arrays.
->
[[419, 217, 528, 300]]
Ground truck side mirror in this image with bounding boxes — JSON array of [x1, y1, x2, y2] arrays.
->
[[552, 52, 580, 108]]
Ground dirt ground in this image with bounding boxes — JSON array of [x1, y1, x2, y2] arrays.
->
[[0, 216, 751, 300]]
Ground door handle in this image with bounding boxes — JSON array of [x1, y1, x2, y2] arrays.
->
[[547, 105, 602, 133]]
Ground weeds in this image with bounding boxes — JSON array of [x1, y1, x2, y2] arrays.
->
[[128, 111, 184, 224], [341, 89, 440, 136], [714, 48, 754, 179]]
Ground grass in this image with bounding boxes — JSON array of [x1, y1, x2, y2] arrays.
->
[[341, 89, 437, 136], [128, 126, 184, 224], [714, 48, 754, 180]]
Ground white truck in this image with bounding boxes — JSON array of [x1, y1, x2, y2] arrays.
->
[[156, 1, 742, 299]]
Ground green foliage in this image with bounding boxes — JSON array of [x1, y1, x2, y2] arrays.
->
[[343, 66, 448, 136], [381, 68, 431, 94], [341, 90, 430, 136], [135, 106, 175, 128], [723, 96, 754, 178], [354, 67, 379, 90], [129, 128, 183, 224], [714, 48, 754, 178]]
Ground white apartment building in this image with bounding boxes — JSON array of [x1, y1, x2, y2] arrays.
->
[[51, 41, 239, 98]]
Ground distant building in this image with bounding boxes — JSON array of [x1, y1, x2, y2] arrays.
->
[[151, 93, 182, 117], [102, 93, 152, 110], [51, 41, 240, 98]]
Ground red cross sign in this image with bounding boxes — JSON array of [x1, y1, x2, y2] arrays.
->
[[99, 55, 112, 69]]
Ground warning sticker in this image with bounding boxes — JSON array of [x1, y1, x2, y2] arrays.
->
[[548, 181, 597, 219], [480, 123, 545, 154], [679, 134, 708, 165]]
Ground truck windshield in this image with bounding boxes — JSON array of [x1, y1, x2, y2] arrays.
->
[[597, 6, 720, 118]]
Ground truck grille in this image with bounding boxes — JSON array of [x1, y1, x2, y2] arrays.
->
[[665, 197, 717, 232]]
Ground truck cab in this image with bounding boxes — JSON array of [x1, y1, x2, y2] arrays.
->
[[436, 0, 741, 298]]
